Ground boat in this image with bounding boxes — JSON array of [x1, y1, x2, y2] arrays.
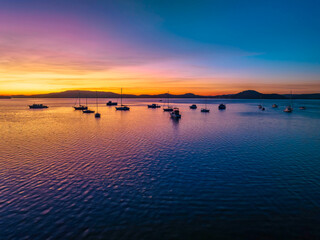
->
[[189, 104, 197, 109], [218, 104, 226, 110], [299, 106, 306, 110], [115, 88, 130, 111], [82, 98, 94, 113], [284, 106, 293, 113], [163, 107, 173, 112], [201, 108, 210, 112], [74, 105, 87, 110], [284, 91, 293, 113], [163, 91, 173, 112], [272, 104, 278, 108], [148, 103, 161, 108], [258, 95, 264, 109], [201, 98, 210, 113], [258, 104, 265, 111], [95, 91, 101, 118], [29, 104, 48, 109], [106, 101, 117, 106], [170, 108, 181, 118], [73, 92, 88, 110], [83, 109, 95, 113], [116, 105, 130, 111]]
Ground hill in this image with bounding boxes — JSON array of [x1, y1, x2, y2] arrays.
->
[[11, 91, 203, 99], [9, 90, 320, 99], [213, 90, 287, 99]]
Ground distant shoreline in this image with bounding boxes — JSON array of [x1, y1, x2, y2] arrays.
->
[[4, 90, 320, 99], [7, 97, 320, 100]]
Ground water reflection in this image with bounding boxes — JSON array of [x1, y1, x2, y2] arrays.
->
[[170, 117, 180, 129]]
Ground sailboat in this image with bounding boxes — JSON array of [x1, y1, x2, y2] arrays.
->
[[284, 91, 293, 113], [258, 95, 264, 110], [73, 91, 88, 110], [95, 91, 101, 118], [163, 91, 173, 112], [115, 88, 130, 111], [83, 98, 95, 113], [201, 98, 210, 112]]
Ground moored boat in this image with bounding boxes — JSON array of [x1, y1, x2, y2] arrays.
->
[[163, 107, 173, 112], [201, 99, 210, 113], [170, 108, 181, 118], [201, 108, 210, 112], [272, 104, 278, 108], [73, 92, 87, 110], [189, 104, 197, 109], [284, 106, 293, 113], [83, 109, 95, 113], [284, 91, 293, 113], [163, 91, 173, 112], [95, 91, 101, 118], [116, 106, 130, 111], [74, 105, 87, 110], [148, 103, 161, 108], [106, 101, 118, 106], [29, 104, 48, 109], [218, 104, 226, 110], [299, 106, 306, 110], [115, 88, 130, 111]]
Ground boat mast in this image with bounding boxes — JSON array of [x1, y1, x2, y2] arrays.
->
[[79, 91, 80, 106], [121, 88, 123, 106], [96, 91, 98, 112], [168, 91, 170, 107]]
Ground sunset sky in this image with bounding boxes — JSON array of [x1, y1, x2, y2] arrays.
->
[[0, 0, 319, 95]]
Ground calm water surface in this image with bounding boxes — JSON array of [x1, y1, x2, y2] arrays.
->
[[0, 98, 320, 239]]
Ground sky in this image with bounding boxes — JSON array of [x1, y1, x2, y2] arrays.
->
[[0, 0, 319, 95]]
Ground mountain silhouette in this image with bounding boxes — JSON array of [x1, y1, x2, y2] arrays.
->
[[9, 90, 320, 99]]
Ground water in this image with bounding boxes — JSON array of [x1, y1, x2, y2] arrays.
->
[[0, 98, 320, 239]]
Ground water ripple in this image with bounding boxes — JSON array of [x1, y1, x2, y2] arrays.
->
[[0, 98, 320, 239]]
